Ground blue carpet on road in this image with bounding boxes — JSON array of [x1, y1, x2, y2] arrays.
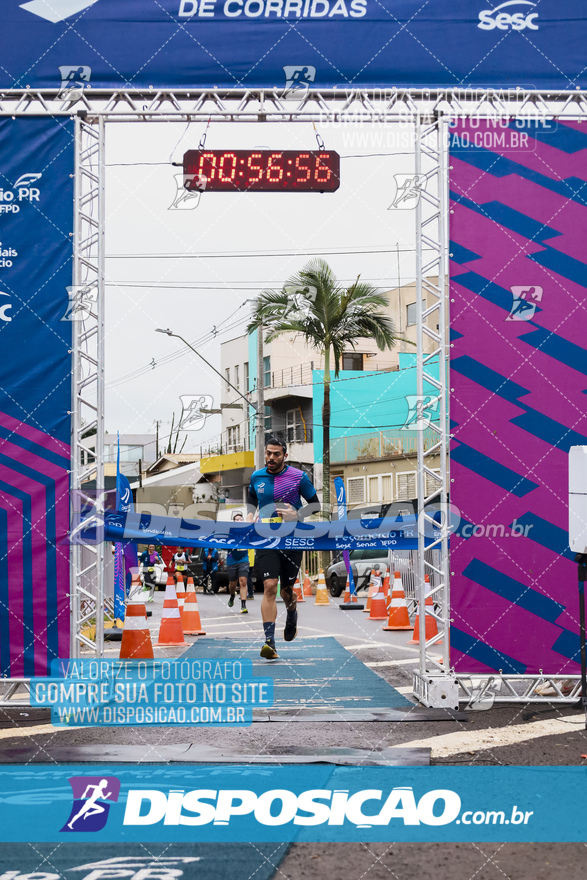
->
[[183, 637, 412, 710], [0, 843, 289, 880]]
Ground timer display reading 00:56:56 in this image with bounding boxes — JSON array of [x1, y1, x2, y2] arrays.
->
[[183, 149, 340, 192]]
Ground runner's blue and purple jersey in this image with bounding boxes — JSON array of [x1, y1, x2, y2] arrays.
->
[[247, 465, 318, 519]]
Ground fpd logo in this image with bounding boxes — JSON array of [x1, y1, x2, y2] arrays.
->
[[478, 1, 539, 31], [61, 776, 120, 833], [0, 172, 42, 213]]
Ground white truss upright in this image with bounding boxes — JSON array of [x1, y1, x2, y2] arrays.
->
[[70, 115, 106, 660], [0, 87, 583, 707], [411, 116, 452, 706]]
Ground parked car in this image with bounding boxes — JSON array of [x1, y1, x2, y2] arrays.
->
[[326, 548, 390, 597]]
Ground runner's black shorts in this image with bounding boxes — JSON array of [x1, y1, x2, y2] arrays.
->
[[255, 550, 303, 589]]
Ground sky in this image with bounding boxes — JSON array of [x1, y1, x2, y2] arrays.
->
[[104, 119, 422, 454]]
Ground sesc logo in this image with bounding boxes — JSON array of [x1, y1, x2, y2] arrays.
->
[[478, 0, 539, 31]]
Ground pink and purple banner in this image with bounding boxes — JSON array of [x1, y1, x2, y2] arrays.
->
[[449, 119, 587, 674]]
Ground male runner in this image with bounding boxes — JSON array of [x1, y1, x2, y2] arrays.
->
[[227, 512, 249, 614], [247, 437, 320, 659]]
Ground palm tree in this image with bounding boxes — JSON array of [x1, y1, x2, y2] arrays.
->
[[248, 258, 403, 520]]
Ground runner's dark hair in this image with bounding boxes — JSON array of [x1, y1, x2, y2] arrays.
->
[[265, 436, 287, 453]]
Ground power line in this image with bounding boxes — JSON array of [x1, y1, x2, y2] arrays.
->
[[107, 308, 251, 388], [105, 152, 418, 168], [107, 245, 430, 260], [106, 279, 415, 290]]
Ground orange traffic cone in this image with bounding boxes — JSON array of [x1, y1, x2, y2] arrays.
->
[[303, 571, 313, 598], [175, 574, 187, 618], [383, 572, 413, 631], [156, 581, 187, 647], [407, 595, 439, 644], [182, 581, 206, 636], [382, 570, 391, 607], [368, 571, 388, 620], [363, 570, 380, 613], [314, 569, 330, 605], [293, 575, 303, 603], [119, 601, 154, 659], [342, 575, 351, 604], [166, 573, 174, 587]]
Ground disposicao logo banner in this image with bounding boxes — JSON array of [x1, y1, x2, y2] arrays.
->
[[0, 766, 586, 842]]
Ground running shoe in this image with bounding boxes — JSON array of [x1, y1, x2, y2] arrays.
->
[[228, 595, 235, 608], [260, 640, 279, 660], [241, 607, 249, 614], [283, 609, 298, 642]]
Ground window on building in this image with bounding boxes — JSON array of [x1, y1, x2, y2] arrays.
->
[[347, 476, 366, 504], [227, 425, 241, 452], [368, 473, 393, 503], [225, 367, 231, 391], [243, 361, 249, 392], [342, 352, 363, 371], [397, 471, 417, 501], [286, 408, 305, 443], [234, 364, 240, 390], [263, 356, 271, 388], [406, 303, 417, 326], [264, 405, 272, 433]]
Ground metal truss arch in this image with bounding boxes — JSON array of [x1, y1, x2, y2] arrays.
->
[[1, 86, 582, 707]]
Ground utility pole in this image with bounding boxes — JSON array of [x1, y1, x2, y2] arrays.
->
[[155, 420, 160, 459], [256, 323, 265, 471]]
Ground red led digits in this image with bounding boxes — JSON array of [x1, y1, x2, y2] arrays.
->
[[314, 153, 332, 183], [198, 152, 217, 180], [218, 153, 237, 181], [247, 153, 263, 183], [294, 153, 311, 183], [266, 153, 285, 182], [183, 149, 339, 192]]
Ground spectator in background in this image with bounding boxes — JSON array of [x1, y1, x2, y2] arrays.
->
[[172, 548, 188, 585], [227, 512, 249, 614], [201, 546, 219, 593]]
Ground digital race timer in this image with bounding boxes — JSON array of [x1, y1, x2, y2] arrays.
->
[[183, 149, 340, 193]]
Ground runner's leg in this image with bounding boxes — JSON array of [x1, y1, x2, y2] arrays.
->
[[239, 574, 248, 612], [281, 551, 303, 642], [258, 551, 280, 658], [228, 571, 237, 607], [261, 578, 278, 626]]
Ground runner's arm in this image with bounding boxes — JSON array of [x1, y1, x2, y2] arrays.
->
[[298, 472, 320, 520], [246, 483, 258, 522]]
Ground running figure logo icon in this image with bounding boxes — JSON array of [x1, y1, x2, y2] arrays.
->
[[178, 394, 214, 430], [282, 65, 316, 99], [389, 173, 428, 209], [61, 776, 121, 832], [506, 285, 543, 321], [401, 394, 440, 431]]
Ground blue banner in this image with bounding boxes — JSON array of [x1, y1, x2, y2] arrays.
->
[[114, 433, 138, 619], [0, 765, 586, 842], [91, 511, 426, 551], [0, 118, 73, 677], [1, 1, 586, 91]]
